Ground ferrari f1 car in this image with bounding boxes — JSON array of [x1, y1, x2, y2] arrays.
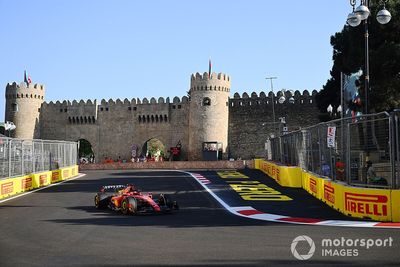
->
[[94, 184, 179, 214]]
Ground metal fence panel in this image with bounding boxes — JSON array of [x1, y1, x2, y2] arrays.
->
[[269, 112, 398, 189], [0, 138, 78, 179]]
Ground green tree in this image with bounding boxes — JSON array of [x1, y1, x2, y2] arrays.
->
[[316, 0, 400, 117]]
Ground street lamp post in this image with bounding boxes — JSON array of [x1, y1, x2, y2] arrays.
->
[[347, 0, 392, 114], [266, 76, 277, 130]]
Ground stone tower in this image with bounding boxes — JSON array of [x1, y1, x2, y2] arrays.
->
[[188, 72, 230, 160], [5, 82, 45, 139]]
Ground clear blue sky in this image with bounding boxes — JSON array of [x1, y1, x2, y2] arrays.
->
[[0, 0, 350, 120]]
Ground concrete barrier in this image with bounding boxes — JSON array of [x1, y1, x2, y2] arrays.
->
[[0, 165, 79, 200]]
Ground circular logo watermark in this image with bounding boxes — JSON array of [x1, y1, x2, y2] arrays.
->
[[291, 235, 316, 260]]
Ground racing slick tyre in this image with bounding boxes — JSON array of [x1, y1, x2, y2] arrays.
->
[[94, 194, 109, 209], [121, 198, 130, 215]]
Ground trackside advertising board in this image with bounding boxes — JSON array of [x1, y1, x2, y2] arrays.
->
[[0, 165, 79, 200]]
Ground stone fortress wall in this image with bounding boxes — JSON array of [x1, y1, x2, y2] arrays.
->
[[5, 71, 322, 161], [228, 90, 321, 159]]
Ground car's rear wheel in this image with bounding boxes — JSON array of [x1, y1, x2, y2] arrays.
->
[[121, 198, 130, 215]]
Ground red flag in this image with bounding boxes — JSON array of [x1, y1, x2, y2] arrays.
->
[[24, 70, 32, 84], [208, 59, 212, 78]]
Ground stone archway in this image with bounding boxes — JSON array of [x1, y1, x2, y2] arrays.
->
[[142, 138, 165, 162], [78, 138, 94, 163]]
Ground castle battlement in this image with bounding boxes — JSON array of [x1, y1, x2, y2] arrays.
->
[[232, 89, 317, 99], [5, 82, 45, 100], [230, 90, 318, 106], [190, 72, 231, 93], [190, 72, 230, 82]]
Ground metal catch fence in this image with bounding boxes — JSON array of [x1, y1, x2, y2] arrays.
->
[[268, 111, 400, 189], [0, 138, 78, 179]]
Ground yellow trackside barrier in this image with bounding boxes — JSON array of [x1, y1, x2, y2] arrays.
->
[[302, 172, 325, 200], [321, 179, 343, 211], [254, 159, 399, 222], [257, 160, 302, 188], [254, 159, 261, 170], [339, 185, 392, 221], [51, 170, 62, 183], [391, 190, 400, 222], [0, 165, 79, 200], [0, 175, 31, 199], [32, 171, 52, 188]]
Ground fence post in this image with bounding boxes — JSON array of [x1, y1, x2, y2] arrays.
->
[[346, 121, 351, 184], [389, 115, 396, 189], [8, 139, 12, 178]]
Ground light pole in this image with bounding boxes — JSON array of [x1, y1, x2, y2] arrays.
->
[[347, 0, 392, 114], [266, 77, 277, 128]]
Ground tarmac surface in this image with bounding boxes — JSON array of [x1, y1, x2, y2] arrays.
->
[[0, 169, 399, 267]]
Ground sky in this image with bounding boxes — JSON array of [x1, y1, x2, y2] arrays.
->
[[0, 0, 351, 120]]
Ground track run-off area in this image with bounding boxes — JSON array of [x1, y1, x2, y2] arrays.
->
[[0, 169, 399, 267]]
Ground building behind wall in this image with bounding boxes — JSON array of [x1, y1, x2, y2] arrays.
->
[[4, 71, 322, 161]]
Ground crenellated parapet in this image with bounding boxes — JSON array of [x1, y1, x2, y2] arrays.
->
[[230, 89, 318, 106], [190, 72, 230, 92], [6, 82, 45, 100]]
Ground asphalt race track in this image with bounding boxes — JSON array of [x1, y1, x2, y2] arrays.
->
[[0, 170, 399, 267]]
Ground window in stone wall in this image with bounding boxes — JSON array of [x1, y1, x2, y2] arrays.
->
[[172, 105, 176, 109], [202, 97, 211, 106], [38, 108, 41, 112], [105, 107, 109, 111], [164, 115, 168, 122], [68, 117, 72, 123], [88, 117, 92, 123], [133, 107, 137, 111], [160, 115, 163, 122], [60, 109, 63, 112], [128, 107, 132, 111], [100, 107, 104, 111], [155, 115, 159, 122], [178, 105, 181, 109], [64, 108, 67, 112], [72, 117, 76, 123], [138, 116, 142, 123], [84, 117, 87, 123]]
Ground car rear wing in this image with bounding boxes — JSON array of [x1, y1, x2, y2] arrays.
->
[[101, 185, 126, 193]]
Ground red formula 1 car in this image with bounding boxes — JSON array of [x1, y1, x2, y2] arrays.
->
[[94, 184, 179, 214]]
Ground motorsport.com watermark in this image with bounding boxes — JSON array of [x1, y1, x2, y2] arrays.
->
[[291, 235, 394, 260]]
